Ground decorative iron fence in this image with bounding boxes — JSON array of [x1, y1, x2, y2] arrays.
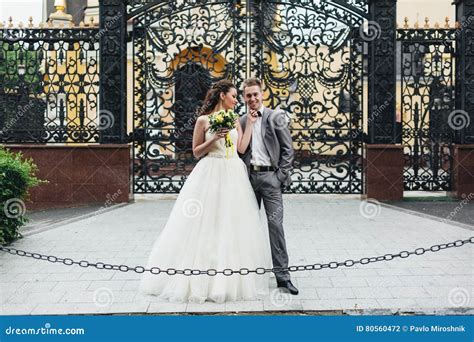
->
[[0, 21, 101, 143], [2, 1, 473, 195], [129, 0, 368, 194], [397, 26, 458, 191]]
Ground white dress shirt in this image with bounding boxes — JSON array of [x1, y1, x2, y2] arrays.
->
[[250, 105, 272, 166]]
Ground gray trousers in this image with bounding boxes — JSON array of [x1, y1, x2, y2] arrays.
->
[[250, 171, 290, 282]]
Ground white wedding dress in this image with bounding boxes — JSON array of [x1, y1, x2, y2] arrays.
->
[[139, 125, 272, 303]]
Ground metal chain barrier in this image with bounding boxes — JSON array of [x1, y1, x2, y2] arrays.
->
[[1, 237, 472, 276]]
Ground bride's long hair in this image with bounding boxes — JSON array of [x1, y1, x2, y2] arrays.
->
[[197, 80, 236, 116]]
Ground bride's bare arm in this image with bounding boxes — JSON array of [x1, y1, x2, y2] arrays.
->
[[193, 117, 215, 159]]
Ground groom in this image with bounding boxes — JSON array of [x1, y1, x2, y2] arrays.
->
[[239, 78, 298, 295]]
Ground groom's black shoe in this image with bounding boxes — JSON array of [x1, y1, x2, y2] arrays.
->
[[277, 280, 299, 295]]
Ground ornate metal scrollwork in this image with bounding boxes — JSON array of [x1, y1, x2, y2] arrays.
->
[[252, 1, 366, 193], [398, 28, 457, 191], [0, 27, 100, 143], [131, 1, 247, 193], [129, 0, 367, 194]]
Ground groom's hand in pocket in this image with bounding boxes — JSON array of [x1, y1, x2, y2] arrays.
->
[[271, 171, 282, 188]]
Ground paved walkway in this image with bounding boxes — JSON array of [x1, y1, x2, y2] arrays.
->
[[385, 191, 474, 227], [1, 194, 472, 315]]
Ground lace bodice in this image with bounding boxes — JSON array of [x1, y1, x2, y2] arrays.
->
[[205, 127, 238, 158]]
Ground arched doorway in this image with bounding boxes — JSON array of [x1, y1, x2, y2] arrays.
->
[[172, 62, 211, 158], [129, 0, 368, 193]]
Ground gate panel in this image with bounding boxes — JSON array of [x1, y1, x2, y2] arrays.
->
[[397, 28, 457, 191], [131, 1, 247, 193], [251, 1, 366, 193], [129, 0, 367, 194]]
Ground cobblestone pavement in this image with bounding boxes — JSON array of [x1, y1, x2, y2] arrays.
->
[[1, 194, 472, 315]]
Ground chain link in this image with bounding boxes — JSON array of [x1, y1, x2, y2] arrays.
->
[[1, 237, 472, 276]]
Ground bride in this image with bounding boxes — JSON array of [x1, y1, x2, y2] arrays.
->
[[139, 80, 272, 303]]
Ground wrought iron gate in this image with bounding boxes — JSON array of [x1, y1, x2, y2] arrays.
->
[[128, 0, 368, 194], [397, 28, 457, 191]]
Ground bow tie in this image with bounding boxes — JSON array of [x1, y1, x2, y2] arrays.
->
[[257, 111, 262, 117]]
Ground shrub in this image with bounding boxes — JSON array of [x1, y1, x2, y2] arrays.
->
[[0, 147, 45, 245]]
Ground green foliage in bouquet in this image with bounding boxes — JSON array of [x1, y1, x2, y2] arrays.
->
[[208, 109, 239, 134], [208, 109, 239, 157]]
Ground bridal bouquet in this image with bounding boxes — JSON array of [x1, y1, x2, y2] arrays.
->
[[208, 109, 239, 158]]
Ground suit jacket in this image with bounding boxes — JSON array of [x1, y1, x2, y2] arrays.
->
[[239, 107, 294, 187]]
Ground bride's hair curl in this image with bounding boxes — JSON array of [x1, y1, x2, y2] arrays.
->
[[197, 80, 236, 116]]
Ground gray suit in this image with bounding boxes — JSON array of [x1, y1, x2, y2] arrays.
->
[[239, 107, 294, 282]]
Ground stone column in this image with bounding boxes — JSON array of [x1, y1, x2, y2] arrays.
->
[[67, 0, 87, 25], [454, 0, 474, 145], [49, 0, 73, 25], [451, 0, 474, 199], [45, 0, 55, 22], [99, 0, 127, 143], [363, 145, 404, 201], [368, 0, 398, 144], [449, 145, 474, 199], [47, 0, 90, 26], [84, 0, 100, 25], [364, 0, 403, 201]]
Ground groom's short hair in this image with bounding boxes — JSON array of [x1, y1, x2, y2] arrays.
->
[[243, 78, 262, 92]]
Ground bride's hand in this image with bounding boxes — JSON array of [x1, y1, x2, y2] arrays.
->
[[214, 128, 230, 140]]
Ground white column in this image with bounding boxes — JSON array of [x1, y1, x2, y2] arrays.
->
[[42, 0, 50, 22], [49, 0, 73, 24], [84, 0, 99, 25]]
